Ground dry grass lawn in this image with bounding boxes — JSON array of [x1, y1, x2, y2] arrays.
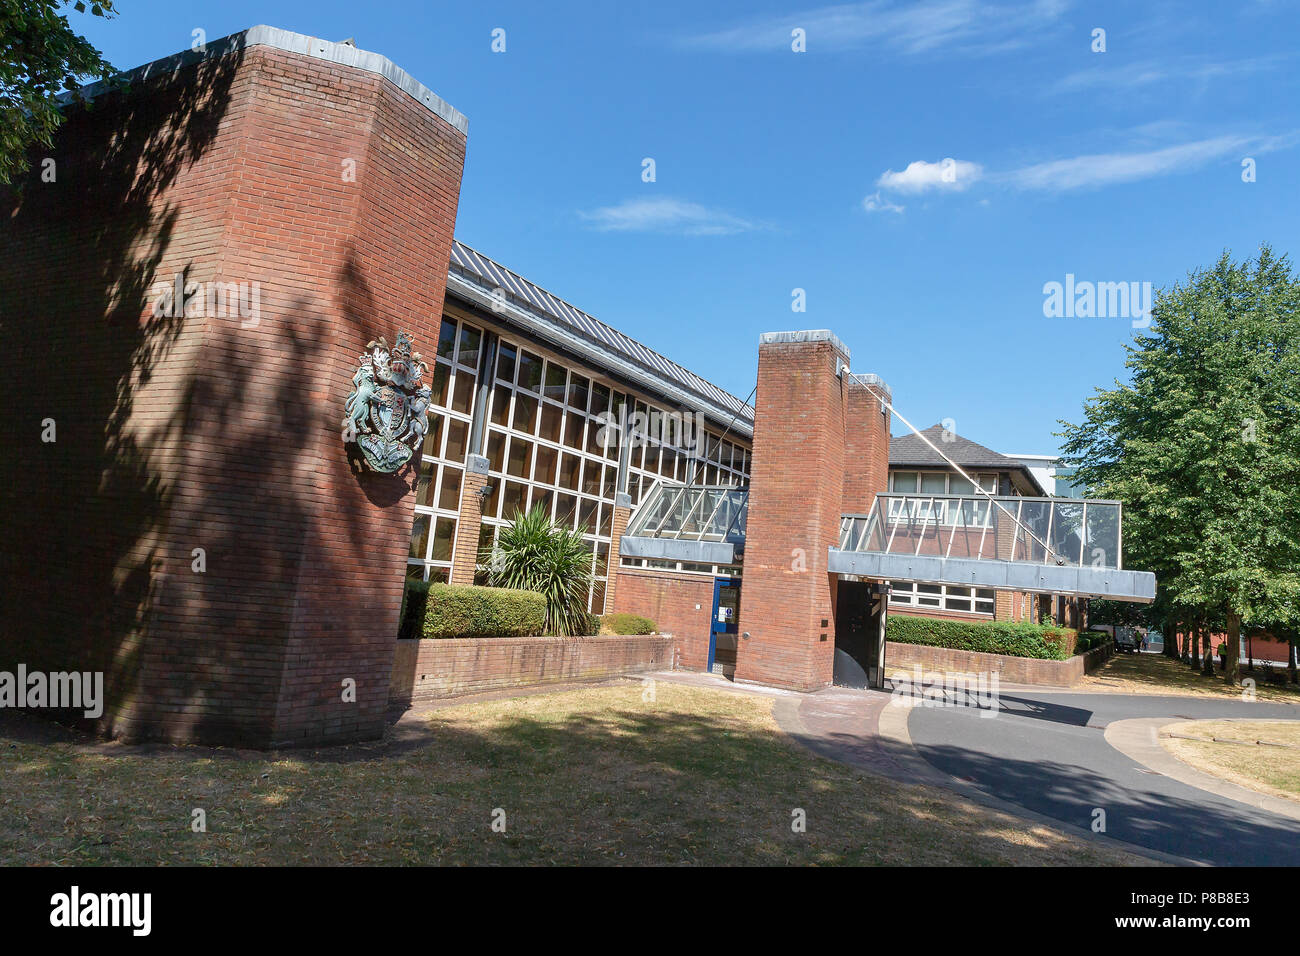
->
[[1160, 719, 1300, 804], [0, 682, 1152, 866], [1081, 652, 1300, 703]]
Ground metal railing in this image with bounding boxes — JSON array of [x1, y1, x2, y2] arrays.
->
[[839, 494, 1122, 570], [624, 481, 748, 545]]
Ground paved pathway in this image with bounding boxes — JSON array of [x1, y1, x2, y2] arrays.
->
[[902, 688, 1300, 865], [650, 671, 1300, 865]]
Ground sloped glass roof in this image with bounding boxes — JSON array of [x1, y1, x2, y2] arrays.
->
[[625, 482, 748, 545]]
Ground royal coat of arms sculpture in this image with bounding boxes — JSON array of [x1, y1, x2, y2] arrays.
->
[[343, 332, 433, 473]]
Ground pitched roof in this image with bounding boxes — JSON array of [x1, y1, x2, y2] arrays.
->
[[446, 241, 756, 429], [889, 425, 1017, 468], [889, 425, 1049, 496]]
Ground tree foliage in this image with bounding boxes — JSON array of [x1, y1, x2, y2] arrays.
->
[[1, 0, 118, 185], [1060, 245, 1300, 683]]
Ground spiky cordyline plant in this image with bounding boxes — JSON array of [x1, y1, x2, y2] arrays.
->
[[483, 505, 593, 636]]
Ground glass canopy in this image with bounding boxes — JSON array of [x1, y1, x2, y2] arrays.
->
[[624, 482, 748, 546], [838, 494, 1122, 569]]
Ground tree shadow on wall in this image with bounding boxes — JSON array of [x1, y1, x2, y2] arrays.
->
[[0, 44, 250, 736]]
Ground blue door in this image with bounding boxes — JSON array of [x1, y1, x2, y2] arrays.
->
[[707, 577, 741, 674]]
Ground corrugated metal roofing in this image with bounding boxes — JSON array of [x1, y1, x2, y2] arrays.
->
[[448, 241, 755, 425]]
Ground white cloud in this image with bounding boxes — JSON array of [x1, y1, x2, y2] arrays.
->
[[577, 197, 760, 236], [1001, 136, 1255, 191], [678, 0, 1069, 56], [862, 191, 905, 214], [1049, 55, 1286, 95], [868, 133, 1297, 200], [876, 158, 983, 193]]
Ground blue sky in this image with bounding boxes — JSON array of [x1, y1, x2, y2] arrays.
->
[[76, 0, 1300, 455]]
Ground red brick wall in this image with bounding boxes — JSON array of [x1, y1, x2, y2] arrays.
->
[[843, 380, 890, 514], [885, 640, 1113, 687], [0, 41, 465, 746], [734, 334, 849, 690], [612, 568, 715, 671], [389, 634, 671, 704]]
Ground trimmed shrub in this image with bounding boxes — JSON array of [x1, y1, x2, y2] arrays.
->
[[603, 612, 657, 635], [886, 615, 1078, 661], [1074, 631, 1114, 654], [422, 583, 546, 639]]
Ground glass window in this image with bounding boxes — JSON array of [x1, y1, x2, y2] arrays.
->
[[439, 466, 462, 511], [502, 481, 528, 519], [920, 473, 947, 494], [445, 419, 469, 462], [568, 374, 589, 411], [578, 498, 597, 533], [891, 472, 918, 493], [496, 342, 517, 384], [539, 404, 563, 443], [563, 413, 584, 450], [555, 493, 579, 528], [415, 462, 435, 507], [486, 430, 505, 473], [437, 318, 457, 358], [949, 476, 975, 495], [544, 363, 567, 402], [512, 393, 537, 433], [558, 453, 581, 491], [457, 325, 481, 369], [431, 363, 450, 406], [489, 385, 511, 427], [431, 517, 455, 562], [409, 515, 430, 559], [518, 351, 543, 392], [534, 445, 558, 485], [451, 371, 476, 415], [507, 438, 532, 479], [421, 414, 445, 460]]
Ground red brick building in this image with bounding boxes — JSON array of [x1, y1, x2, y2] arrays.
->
[[0, 27, 1154, 746]]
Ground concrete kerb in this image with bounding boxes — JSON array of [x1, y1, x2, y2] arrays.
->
[[650, 671, 1198, 865], [1105, 717, 1300, 824]]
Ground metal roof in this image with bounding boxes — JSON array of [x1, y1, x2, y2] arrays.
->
[[448, 241, 756, 429]]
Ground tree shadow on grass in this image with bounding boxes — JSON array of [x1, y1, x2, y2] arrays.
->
[[0, 686, 1143, 866]]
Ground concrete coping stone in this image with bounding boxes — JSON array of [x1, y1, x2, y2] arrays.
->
[[758, 329, 850, 361], [58, 24, 468, 135]]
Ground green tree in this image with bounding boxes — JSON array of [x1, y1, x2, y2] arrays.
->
[[483, 505, 593, 637], [1, 0, 118, 185], [1060, 246, 1300, 686]]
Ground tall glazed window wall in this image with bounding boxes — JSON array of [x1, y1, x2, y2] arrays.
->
[[406, 309, 753, 610]]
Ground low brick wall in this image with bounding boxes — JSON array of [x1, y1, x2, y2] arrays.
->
[[389, 634, 672, 706], [884, 640, 1114, 687], [612, 568, 715, 671]]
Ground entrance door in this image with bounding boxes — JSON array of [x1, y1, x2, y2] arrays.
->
[[707, 577, 741, 677], [834, 580, 887, 688]]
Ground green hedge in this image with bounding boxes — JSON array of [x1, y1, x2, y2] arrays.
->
[[1075, 631, 1114, 654], [602, 612, 657, 635], [886, 615, 1078, 661], [422, 583, 547, 639]]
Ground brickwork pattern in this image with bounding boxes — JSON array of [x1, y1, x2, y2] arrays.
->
[[612, 568, 715, 670], [734, 338, 849, 690], [389, 634, 671, 704], [0, 44, 466, 746]]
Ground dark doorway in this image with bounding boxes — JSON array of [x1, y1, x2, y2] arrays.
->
[[834, 580, 885, 688]]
